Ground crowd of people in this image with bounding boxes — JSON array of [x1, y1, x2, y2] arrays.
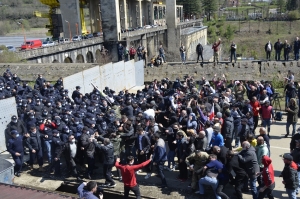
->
[[3, 68, 300, 199]]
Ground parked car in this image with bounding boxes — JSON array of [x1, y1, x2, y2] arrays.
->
[[83, 33, 93, 39], [59, 38, 70, 43], [144, 25, 152, 29], [92, 32, 103, 37], [21, 40, 42, 50], [42, 41, 55, 47], [6, 45, 16, 52], [72, 35, 82, 41]]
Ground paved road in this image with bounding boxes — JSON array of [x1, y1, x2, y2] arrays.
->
[[0, 36, 43, 48], [7, 117, 298, 199]]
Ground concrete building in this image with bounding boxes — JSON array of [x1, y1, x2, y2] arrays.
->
[[100, 0, 208, 62], [17, 0, 209, 64]]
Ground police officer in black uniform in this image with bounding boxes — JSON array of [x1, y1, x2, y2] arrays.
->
[[7, 130, 24, 177], [25, 126, 45, 171], [48, 130, 65, 177]]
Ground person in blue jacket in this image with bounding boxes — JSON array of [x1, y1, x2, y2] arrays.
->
[[77, 181, 103, 199], [152, 133, 168, 188], [210, 124, 224, 148], [7, 130, 24, 177]]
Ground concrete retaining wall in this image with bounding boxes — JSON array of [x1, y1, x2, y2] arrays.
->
[[145, 61, 300, 81]]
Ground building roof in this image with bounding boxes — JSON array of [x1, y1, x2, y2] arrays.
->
[[0, 183, 76, 199]]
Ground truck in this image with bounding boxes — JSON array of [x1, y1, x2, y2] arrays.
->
[[21, 40, 42, 50]]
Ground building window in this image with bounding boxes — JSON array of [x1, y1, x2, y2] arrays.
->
[[154, 6, 158, 20], [163, 7, 166, 18], [159, 6, 162, 19]]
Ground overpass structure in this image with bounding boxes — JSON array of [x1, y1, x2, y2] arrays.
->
[[18, 0, 208, 63]]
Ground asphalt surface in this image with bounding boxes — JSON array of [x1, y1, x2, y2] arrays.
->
[[5, 116, 298, 199]]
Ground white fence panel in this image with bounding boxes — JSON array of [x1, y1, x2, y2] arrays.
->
[[82, 66, 101, 94], [0, 97, 18, 153], [135, 60, 144, 86], [113, 61, 126, 92], [63, 72, 85, 99], [99, 63, 114, 91], [124, 60, 136, 89]]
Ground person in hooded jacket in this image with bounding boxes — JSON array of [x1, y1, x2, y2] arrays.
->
[[93, 137, 116, 187], [187, 113, 197, 135], [280, 154, 299, 199], [290, 140, 300, 195], [221, 111, 234, 150], [258, 155, 275, 199]]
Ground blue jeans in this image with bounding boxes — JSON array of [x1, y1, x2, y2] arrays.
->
[[167, 150, 175, 168], [230, 51, 236, 62], [286, 121, 297, 136], [286, 96, 290, 108], [198, 176, 221, 199], [249, 177, 258, 199], [180, 52, 186, 63], [286, 188, 297, 199], [44, 140, 52, 163], [160, 54, 166, 62], [233, 126, 240, 147], [262, 119, 271, 133], [275, 50, 281, 61]]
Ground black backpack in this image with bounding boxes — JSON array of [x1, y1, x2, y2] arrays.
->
[[275, 112, 283, 121]]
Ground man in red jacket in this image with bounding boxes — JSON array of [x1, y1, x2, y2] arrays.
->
[[115, 155, 152, 199], [250, 96, 261, 132], [258, 155, 275, 199]]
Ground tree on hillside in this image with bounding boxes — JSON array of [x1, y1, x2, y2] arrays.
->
[[201, 0, 218, 21], [277, 0, 286, 12], [177, 0, 202, 18], [286, 0, 299, 11]]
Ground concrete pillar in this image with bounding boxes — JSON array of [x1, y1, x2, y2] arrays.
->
[[60, 0, 82, 39], [138, 0, 143, 27], [121, 0, 128, 29], [166, 0, 180, 58], [89, 0, 101, 33], [101, 0, 121, 62]]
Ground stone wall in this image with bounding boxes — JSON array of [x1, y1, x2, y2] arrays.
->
[[145, 61, 300, 82], [0, 63, 97, 81]]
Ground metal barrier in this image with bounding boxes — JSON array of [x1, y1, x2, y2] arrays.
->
[[0, 158, 14, 184], [63, 60, 144, 99]]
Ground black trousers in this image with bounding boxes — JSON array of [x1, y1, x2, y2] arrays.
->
[[197, 53, 203, 62], [65, 155, 79, 177], [257, 167, 264, 188], [224, 137, 232, 150], [216, 183, 229, 199], [103, 163, 115, 185], [235, 174, 249, 199], [13, 152, 23, 173], [253, 116, 259, 132], [266, 51, 271, 60], [29, 148, 43, 166], [178, 161, 188, 179], [156, 161, 167, 185], [124, 185, 141, 199], [258, 183, 275, 199]]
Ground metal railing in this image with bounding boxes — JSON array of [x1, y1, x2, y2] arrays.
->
[[16, 37, 103, 59], [121, 25, 167, 38]]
